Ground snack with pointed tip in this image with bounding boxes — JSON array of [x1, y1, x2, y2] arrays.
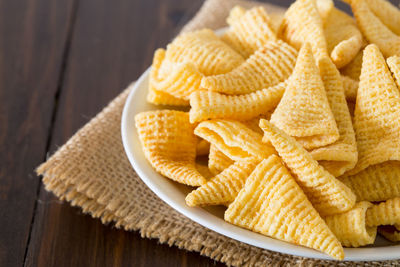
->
[[135, 110, 206, 186], [195, 120, 276, 161], [309, 57, 357, 177], [260, 119, 355, 216], [222, 6, 277, 58], [349, 0, 400, 58], [186, 159, 259, 207], [279, 0, 328, 60], [365, 197, 400, 227], [270, 43, 339, 150], [201, 40, 297, 95], [339, 161, 400, 202], [324, 202, 377, 247], [387, 56, 400, 88], [225, 155, 344, 260], [189, 81, 286, 123], [165, 29, 244, 76], [208, 145, 234, 175], [348, 44, 400, 176]]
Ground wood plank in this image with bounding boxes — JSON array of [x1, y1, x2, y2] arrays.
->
[[24, 0, 225, 266], [0, 1, 76, 266]]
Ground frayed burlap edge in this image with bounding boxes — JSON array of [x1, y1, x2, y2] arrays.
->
[[37, 0, 400, 266]]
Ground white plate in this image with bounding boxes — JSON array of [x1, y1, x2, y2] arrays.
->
[[121, 62, 400, 263]]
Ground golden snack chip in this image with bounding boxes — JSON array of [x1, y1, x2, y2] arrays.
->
[[279, 0, 328, 60], [260, 119, 355, 216], [347, 44, 400, 175], [195, 120, 276, 161], [189, 81, 286, 123], [224, 155, 344, 260], [226, 5, 246, 25], [365, 197, 400, 227], [222, 6, 277, 58], [349, 0, 400, 58], [378, 226, 400, 242], [366, 0, 400, 36], [135, 110, 206, 186], [322, 5, 363, 68], [324, 202, 377, 247], [309, 57, 357, 177], [339, 161, 400, 202], [341, 75, 358, 101], [186, 159, 259, 207], [270, 43, 339, 150], [201, 40, 297, 95], [165, 29, 244, 76], [340, 49, 363, 81], [208, 144, 234, 175], [147, 49, 189, 106], [387, 56, 400, 89], [196, 163, 214, 179], [196, 138, 210, 156]]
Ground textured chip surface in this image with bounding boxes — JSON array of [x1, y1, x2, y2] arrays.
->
[[135, 110, 206, 186], [365, 197, 400, 227], [260, 119, 356, 216], [208, 145, 234, 175], [270, 43, 339, 150], [387, 56, 400, 89], [224, 155, 344, 260]]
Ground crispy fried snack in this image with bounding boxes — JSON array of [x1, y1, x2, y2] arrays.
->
[[347, 44, 400, 175], [196, 138, 210, 156], [387, 56, 400, 88], [195, 120, 276, 161], [222, 6, 277, 58], [195, 163, 214, 179], [208, 144, 234, 175], [349, 0, 400, 58], [324, 202, 377, 247], [340, 50, 363, 81], [201, 40, 297, 95], [260, 120, 356, 216], [339, 161, 400, 202], [224, 155, 344, 260], [147, 49, 190, 106], [366, 0, 400, 36], [309, 57, 357, 177], [322, 4, 363, 68], [165, 29, 244, 76], [186, 159, 259, 206], [189, 81, 286, 123], [150, 49, 204, 100], [135, 110, 206, 186], [341, 75, 358, 101], [279, 0, 328, 60], [270, 43, 339, 150], [365, 197, 400, 227]]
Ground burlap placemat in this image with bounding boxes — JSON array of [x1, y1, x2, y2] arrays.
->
[[37, 0, 400, 266]]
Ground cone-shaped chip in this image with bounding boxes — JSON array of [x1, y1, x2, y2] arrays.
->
[[201, 40, 297, 95], [310, 57, 357, 177], [348, 44, 400, 175], [325, 202, 377, 247], [387, 56, 400, 89], [365, 197, 400, 227], [135, 111, 206, 186], [225, 155, 344, 260], [340, 50, 363, 81], [208, 145, 234, 175], [260, 119, 355, 216], [222, 6, 277, 58], [366, 0, 400, 36], [349, 0, 400, 58], [270, 43, 339, 150], [195, 120, 276, 161], [341, 75, 359, 101], [186, 159, 259, 207]]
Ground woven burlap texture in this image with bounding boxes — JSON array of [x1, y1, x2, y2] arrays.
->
[[37, 0, 400, 266]]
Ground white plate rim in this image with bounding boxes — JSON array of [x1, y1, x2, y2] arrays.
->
[[121, 66, 400, 263]]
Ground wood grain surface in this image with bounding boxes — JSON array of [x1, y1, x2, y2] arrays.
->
[[0, 0, 397, 266]]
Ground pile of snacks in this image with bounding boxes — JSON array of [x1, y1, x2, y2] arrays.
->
[[134, 0, 400, 260]]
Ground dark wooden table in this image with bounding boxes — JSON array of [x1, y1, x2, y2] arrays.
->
[[0, 0, 396, 266]]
